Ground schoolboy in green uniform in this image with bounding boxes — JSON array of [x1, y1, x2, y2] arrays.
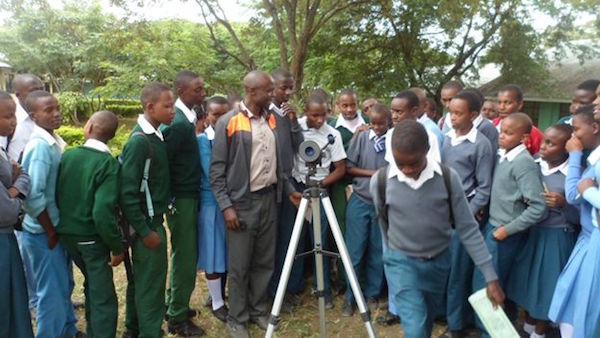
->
[[121, 83, 175, 338], [56, 111, 125, 338], [162, 70, 205, 336]]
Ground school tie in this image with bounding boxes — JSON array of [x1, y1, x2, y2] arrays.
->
[[374, 135, 385, 153]]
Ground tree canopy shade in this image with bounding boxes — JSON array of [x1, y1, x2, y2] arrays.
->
[[0, 0, 596, 103]]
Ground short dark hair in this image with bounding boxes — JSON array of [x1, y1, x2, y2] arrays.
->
[[305, 93, 327, 109], [141, 82, 171, 107], [394, 90, 420, 110], [442, 80, 464, 91], [371, 103, 391, 120], [577, 79, 600, 92], [392, 119, 429, 154], [574, 104, 596, 123], [547, 123, 573, 143], [174, 70, 201, 90], [454, 90, 482, 113], [338, 88, 357, 101], [499, 84, 523, 101], [271, 68, 293, 83], [425, 97, 437, 112], [206, 95, 230, 111], [25, 90, 53, 112], [505, 112, 532, 134]]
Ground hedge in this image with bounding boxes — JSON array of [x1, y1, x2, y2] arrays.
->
[[104, 104, 143, 118], [57, 93, 142, 124], [56, 125, 131, 156]]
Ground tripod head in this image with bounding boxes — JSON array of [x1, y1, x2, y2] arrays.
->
[[298, 134, 335, 188]]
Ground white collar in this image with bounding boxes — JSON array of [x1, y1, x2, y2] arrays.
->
[[269, 102, 286, 117], [83, 138, 111, 153], [137, 114, 164, 141], [335, 114, 365, 133], [240, 100, 266, 119], [417, 113, 429, 124], [536, 158, 568, 176], [204, 125, 215, 141], [175, 98, 196, 124], [369, 129, 377, 140], [447, 125, 478, 146], [473, 114, 483, 128], [498, 144, 526, 163], [15, 100, 30, 125], [31, 125, 66, 153], [299, 116, 328, 133], [388, 158, 442, 190], [588, 145, 600, 166]]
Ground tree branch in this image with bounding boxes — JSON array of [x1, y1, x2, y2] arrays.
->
[[263, 0, 289, 68], [196, 0, 256, 69]]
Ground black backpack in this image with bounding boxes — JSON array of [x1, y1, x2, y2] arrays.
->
[[376, 164, 455, 226]]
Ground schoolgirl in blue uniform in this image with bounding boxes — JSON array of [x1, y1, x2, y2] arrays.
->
[[507, 124, 578, 338]]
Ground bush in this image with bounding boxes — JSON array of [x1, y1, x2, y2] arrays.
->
[[104, 104, 143, 118], [56, 125, 85, 148]]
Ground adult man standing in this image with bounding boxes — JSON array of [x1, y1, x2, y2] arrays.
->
[[162, 70, 205, 336], [211, 70, 299, 338], [0, 74, 44, 161]]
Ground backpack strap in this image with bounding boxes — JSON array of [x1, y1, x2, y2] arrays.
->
[[376, 165, 390, 224], [440, 164, 455, 227], [129, 132, 155, 220]]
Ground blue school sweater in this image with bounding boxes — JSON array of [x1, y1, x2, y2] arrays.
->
[[21, 126, 65, 234], [346, 130, 387, 204], [370, 162, 497, 282], [441, 129, 494, 215], [489, 146, 547, 235]]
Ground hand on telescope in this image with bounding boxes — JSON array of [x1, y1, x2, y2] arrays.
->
[[289, 191, 302, 208]]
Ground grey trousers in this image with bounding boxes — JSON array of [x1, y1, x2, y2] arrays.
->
[[227, 188, 277, 324]]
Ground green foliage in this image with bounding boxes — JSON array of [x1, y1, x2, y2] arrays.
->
[[55, 124, 132, 156], [104, 104, 143, 118], [56, 125, 85, 148]]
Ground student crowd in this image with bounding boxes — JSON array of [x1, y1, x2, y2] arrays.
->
[[1, 68, 600, 338]]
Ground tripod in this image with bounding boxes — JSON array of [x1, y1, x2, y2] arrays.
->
[[265, 176, 377, 338]]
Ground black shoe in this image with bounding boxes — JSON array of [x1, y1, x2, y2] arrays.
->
[[341, 300, 354, 317], [250, 315, 270, 331], [212, 305, 228, 322], [280, 298, 293, 314], [168, 319, 205, 337], [376, 311, 400, 326], [121, 331, 138, 338], [165, 308, 199, 321], [366, 297, 379, 312]]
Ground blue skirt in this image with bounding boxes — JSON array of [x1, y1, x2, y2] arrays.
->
[[572, 227, 600, 337], [196, 204, 227, 274], [507, 226, 576, 320], [548, 232, 590, 324]]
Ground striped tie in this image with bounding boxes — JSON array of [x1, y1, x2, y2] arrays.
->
[[374, 135, 385, 153]]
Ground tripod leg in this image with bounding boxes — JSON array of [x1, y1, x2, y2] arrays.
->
[[265, 197, 309, 338], [311, 196, 328, 338], [322, 196, 378, 338]]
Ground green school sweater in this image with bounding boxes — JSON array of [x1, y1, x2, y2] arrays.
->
[[56, 146, 123, 254], [161, 109, 202, 198], [328, 113, 370, 150], [120, 125, 170, 237]]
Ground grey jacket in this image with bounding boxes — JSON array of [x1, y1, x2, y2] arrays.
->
[[210, 107, 294, 211], [1, 153, 29, 232]]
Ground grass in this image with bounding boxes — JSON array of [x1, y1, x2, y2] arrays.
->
[[69, 223, 450, 338]]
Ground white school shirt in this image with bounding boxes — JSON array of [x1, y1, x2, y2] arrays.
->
[[388, 155, 442, 190], [447, 125, 478, 147], [175, 98, 197, 124], [335, 114, 366, 134], [498, 144, 526, 163], [137, 114, 164, 141], [292, 117, 346, 184], [6, 101, 36, 162]]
